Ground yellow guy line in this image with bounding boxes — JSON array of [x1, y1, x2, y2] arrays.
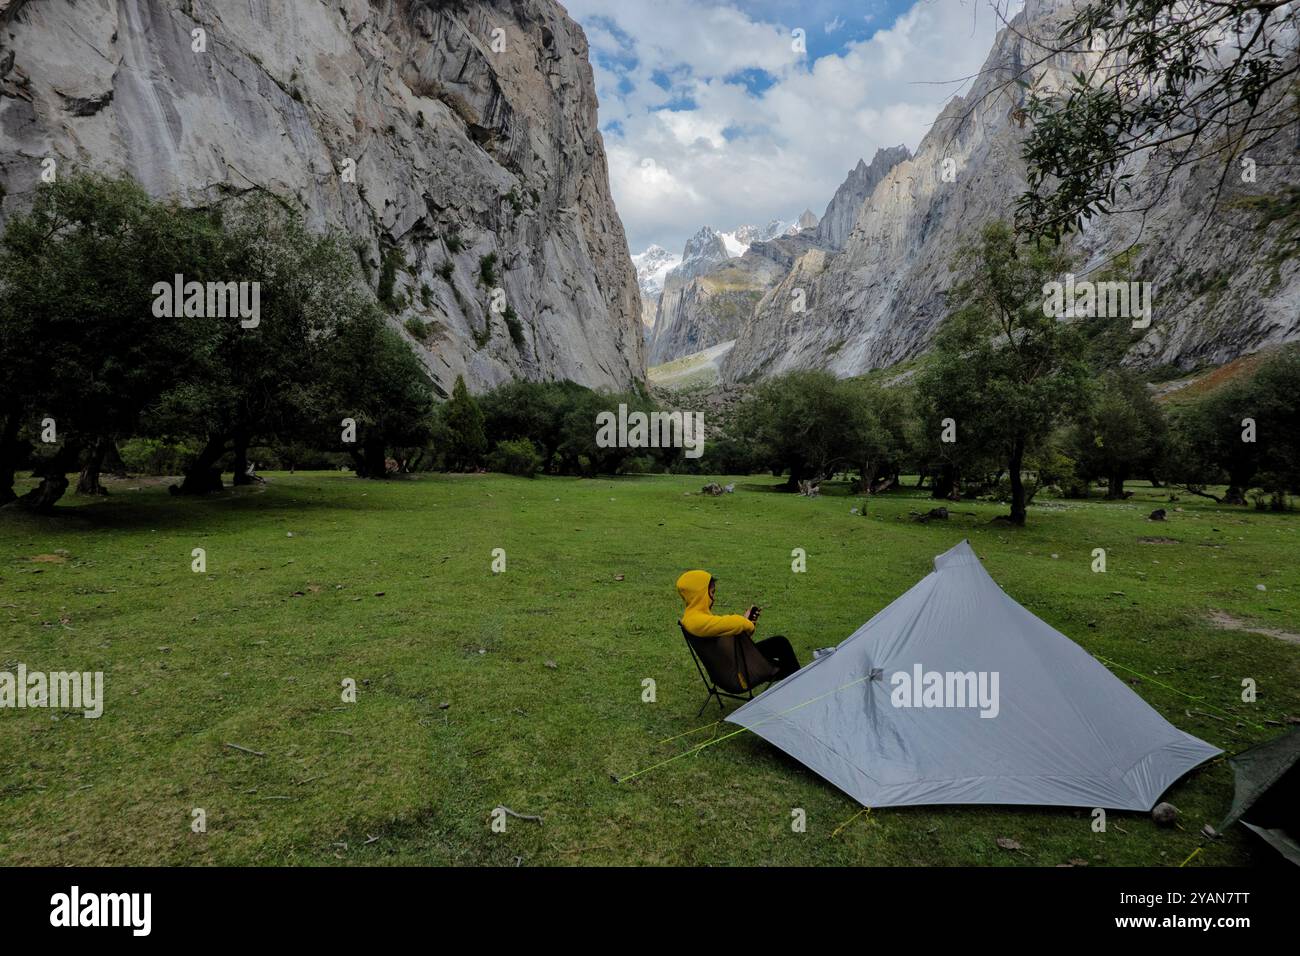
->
[[616, 672, 875, 784]]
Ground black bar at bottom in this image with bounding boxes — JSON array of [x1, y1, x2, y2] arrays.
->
[[0, 865, 1287, 941]]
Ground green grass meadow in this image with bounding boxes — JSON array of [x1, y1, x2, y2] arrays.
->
[[1, 472, 1297, 866]]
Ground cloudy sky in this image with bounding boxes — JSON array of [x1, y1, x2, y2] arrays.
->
[[563, 0, 1022, 255]]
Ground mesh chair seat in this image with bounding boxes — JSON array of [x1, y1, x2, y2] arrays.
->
[[680, 621, 779, 714]]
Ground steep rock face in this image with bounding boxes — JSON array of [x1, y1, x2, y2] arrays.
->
[[646, 143, 907, 370], [648, 223, 816, 366], [0, 0, 644, 394], [723, 0, 1300, 382], [646, 225, 730, 363], [814, 145, 909, 250], [648, 248, 792, 365]]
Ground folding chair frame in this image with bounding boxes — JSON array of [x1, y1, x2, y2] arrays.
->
[[680, 622, 774, 717]]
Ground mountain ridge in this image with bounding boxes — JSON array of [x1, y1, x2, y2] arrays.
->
[[720, 1, 1300, 382]]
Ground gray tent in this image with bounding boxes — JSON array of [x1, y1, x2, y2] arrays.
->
[[728, 540, 1221, 810]]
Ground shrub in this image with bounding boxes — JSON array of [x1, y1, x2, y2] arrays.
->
[[488, 438, 544, 478], [503, 305, 525, 347], [404, 316, 430, 341], [378, 245, 405, 312], [118, 437, 198, 476]]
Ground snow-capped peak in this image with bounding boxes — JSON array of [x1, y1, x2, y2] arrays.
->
[[631, 244, 682, 295], [717, 219, 792, 258]]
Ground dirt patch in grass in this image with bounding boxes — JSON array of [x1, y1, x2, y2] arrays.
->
[[1138, 537, 1180, 544], [1208, 610, 1300, 645]]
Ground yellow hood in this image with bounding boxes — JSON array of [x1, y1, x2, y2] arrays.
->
[[676, 569, 754, 640], [676, 569, 715, 614]]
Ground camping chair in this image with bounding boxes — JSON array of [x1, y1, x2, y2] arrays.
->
[[679, 622, 780, 716]]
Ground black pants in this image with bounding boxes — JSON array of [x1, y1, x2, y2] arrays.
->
[[756, 635, 801, 682]]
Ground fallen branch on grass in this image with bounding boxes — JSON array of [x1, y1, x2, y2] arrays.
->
[[495, 805, 542, 824], [223, 742, 266, 757]]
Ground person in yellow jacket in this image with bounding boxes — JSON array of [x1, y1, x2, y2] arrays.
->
[[675, 569, 801, 681]]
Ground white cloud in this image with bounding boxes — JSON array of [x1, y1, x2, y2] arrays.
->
[[824, 16, 846, 33], [567, 0, 1020, 254]]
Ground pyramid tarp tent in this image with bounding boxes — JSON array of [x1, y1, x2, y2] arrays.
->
[[728, 540, 1221, 810]]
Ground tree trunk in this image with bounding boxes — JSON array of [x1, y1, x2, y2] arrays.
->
[[231, 432, 253, 486], [1224, 465, 1255, 505], [857, 461, 877, 496], [353, 435, 387, 478], [12, 439, 83, 513], [932, 463, 958, 501], [1008, 440, 1027, 525], [1106, 473, 1126, 499], [175, 434, 228, 494], [1180, 484, 1222, 503], [931, 465, 952, 500], [0, 411, 21, 506], [17, 472, 71, 513], [75, 435, 113, 496], [783, 460, 805, 492]]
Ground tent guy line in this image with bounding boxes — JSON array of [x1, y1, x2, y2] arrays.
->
[[657, 720, 724, 745], [831, 806, 872, 838], [1093, 654, 1268, 732], [616, 672, 878, 784]]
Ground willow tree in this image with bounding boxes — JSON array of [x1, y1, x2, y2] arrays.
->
[[0, 175, 223, 510], [918, 222, 1092, 525]]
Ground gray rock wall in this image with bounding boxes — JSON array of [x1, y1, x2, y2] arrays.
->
[[0, 0, 645, 395]]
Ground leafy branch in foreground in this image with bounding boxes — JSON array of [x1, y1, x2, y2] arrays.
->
[[1016, 0, 1299, 240]]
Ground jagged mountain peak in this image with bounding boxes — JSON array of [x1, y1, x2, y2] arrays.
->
[[632, 245, 682, 295], [682, 226, 729, 262], [814, 146, 910, 250]]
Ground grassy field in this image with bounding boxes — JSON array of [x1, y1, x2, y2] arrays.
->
[[1, 471, 1297, 866]]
